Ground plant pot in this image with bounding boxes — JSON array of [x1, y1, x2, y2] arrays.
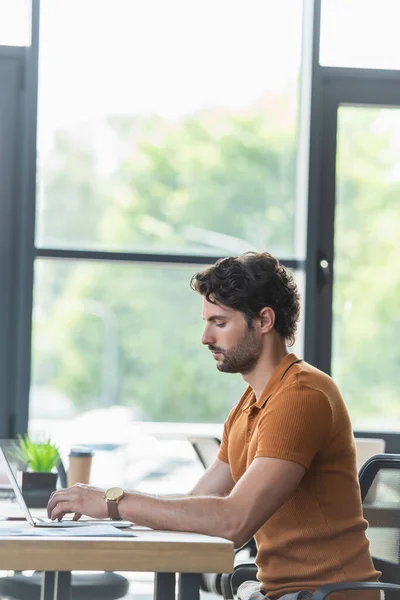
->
[[18, 471, 58, 509]]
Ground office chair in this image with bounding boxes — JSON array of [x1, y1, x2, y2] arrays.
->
[[0, 458, 130, 600], [188, 436, 222, 470], [220, 453, 400, 599]]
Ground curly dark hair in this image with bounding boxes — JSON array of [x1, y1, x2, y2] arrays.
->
[[190, 252, 300, 346]]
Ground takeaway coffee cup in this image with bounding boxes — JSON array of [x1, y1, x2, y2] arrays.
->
[[67, 447, 94, 487]]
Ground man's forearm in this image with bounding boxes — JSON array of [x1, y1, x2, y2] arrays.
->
[[118, 492, 239, 541], [152, 492, 225, 499], [154, 493, 190, 499]]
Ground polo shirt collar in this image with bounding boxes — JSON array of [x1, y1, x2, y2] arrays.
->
[[241, 353, 301, 411]]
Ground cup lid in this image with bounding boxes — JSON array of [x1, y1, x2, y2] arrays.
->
[[69, 446, 94, 457]]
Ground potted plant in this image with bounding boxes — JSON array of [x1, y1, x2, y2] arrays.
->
[[12, 434, 61, 508]]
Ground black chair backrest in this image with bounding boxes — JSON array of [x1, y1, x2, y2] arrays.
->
[[188, 436, 221, 469], [57, 460, 67, 488], [359, 453, 400, 589], [359, 453, 400, 501]]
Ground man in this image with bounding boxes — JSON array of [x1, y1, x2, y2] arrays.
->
[[48, 252, 379, 599]]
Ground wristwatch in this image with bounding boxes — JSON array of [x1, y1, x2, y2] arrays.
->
[[104, 486, 125, 520]]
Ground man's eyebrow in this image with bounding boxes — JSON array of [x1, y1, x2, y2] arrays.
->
[[201, 315, 227, 322]]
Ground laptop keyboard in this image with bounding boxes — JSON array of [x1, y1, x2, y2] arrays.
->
[[36, 516, 74, 523]]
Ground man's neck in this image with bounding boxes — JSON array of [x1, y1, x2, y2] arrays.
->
[[242, 339, 289, 401]]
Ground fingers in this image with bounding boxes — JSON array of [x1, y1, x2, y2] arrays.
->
[[47, 489, 68, 517], [48, 488, 82, 520], [50, 500, 74, 522], [47, 485, 105, 520]]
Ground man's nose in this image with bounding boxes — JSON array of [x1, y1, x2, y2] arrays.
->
[[201, 326, 214, 346]]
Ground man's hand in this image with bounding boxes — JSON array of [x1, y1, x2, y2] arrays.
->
[[47, 484, 107, 521]]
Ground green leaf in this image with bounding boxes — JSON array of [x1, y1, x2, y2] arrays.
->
[[11, 435, 60, 473]]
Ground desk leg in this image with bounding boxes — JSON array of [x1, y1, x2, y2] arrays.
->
[[41, 571, 72, 600], [154, 572, 176, 600], [178, 573, 201, 600]]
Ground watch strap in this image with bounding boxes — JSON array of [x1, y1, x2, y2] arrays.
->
[[106, 498, 121, 520]]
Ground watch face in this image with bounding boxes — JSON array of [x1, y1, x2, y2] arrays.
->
[[105, 486, 124, 501]]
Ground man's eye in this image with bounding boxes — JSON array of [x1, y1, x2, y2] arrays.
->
[[216, 322, 226, 328]]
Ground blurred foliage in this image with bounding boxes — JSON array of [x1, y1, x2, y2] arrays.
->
[[33, 102, 297, 421], [332, 107, 400, 427], [32, 101, 400, 427]]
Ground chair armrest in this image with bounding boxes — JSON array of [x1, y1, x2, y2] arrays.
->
[[311, 581, 400, 600], [220, 562, 258, 599]]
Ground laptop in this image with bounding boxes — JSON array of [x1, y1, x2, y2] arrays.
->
[[0, 447, 132, 528]]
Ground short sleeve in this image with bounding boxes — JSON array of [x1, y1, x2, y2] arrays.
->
[[255, 384, 333, 469], [218, 385, 254, 465], [217, 419, 230, 464]]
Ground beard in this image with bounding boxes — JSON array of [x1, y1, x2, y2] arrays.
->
[[209, 326, 262, 375]]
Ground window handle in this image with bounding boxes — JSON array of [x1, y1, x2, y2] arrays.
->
[[318, 252, 331, 292]]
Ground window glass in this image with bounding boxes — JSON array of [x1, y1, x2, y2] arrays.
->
[[31, 260, 244, 423], [0, 0, 31, 46], [332, 106, 400, 431], [36, 0, 302, 257], [32, 259, 304, 425], [320, 0, 400, 69]]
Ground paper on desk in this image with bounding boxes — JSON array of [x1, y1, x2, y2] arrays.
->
[[0, 525, 136, 537]]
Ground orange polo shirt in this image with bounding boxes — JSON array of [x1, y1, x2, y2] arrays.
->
[[218, 353, 379, 599]]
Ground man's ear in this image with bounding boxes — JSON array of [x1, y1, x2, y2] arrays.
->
[[258, 307, 275, 334]]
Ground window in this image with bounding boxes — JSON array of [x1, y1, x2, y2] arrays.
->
[[32, 260, 246, 423], [32, 259, 304, 423], [332, 106, 400, 431], [0, 0, 31, 46], [33, 0, 305, 436], [36, 0, 302, 257], [320, 0, 400, 70]]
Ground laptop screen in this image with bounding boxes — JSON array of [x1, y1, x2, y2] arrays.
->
[[0, 447, 36, 525]]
